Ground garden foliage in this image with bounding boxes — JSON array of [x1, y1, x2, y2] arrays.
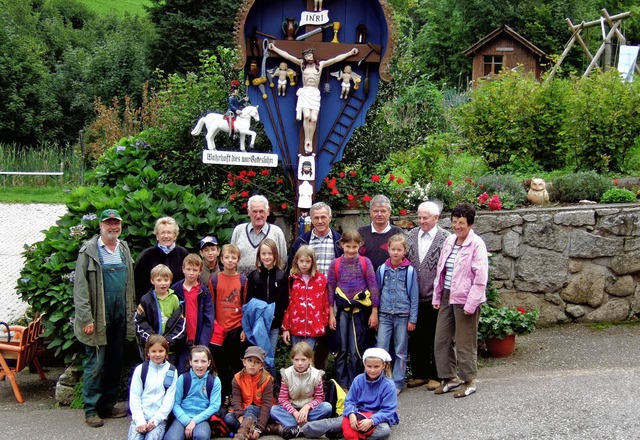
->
[[549, 171, 612, 203], [456, 69, 640, 174], [16, 135, 243, 362], [600, 187, 637, 204]]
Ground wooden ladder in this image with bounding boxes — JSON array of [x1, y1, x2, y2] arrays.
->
[[318, 93, 365, 164]]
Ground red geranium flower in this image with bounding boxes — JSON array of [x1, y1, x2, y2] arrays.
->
[[247, 170, 257, 177], [281, 203, 288, 210], [389, 174, 395, 181], [363, 194, 372, 202], [397, 178, 404, 184], [324, 177, 329, 182], [242, 202, 247, 209], [240, 191, 249, 197], [477, 192, 489, 205], [229, 193, 237, 201], [276, 178, 284, 184], [613, 179, 619, 186], [488, 194, 502, 211], [327, 178, 337, 189], [240, 170, 247, 177], [447, 179, 453, 186], [347, 194, 355, 201], [228, 181, 235, 187], [399, 209, 407, 215], [331, 188, 339, 195], [350, 170, 357, 177], [371, 175, 380, 183], [339, 172, 346, 178], [227, 173, 233, 179], [261, 169, 270, 176], [517, 307, 526, 314]]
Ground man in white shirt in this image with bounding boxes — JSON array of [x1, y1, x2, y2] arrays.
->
[[406, 201, 450, 390]]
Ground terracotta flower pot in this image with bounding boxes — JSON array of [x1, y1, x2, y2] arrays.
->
[[485, 334, 516, 357]]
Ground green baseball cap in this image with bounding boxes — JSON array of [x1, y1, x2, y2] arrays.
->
[[99, 209, 122, 222]]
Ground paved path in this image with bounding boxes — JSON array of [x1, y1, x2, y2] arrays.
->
[[2, 323, 640, 439], [0, 203, 67, 323]]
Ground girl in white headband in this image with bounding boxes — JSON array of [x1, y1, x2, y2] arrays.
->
[[340, 347, 399, 440]]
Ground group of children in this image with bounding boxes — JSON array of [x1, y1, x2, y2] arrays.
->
[[130, 337, 397, 440], [128, 227, 418, 439]]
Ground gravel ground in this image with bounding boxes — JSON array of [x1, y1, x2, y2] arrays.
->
[[0, 203, 67, 323]]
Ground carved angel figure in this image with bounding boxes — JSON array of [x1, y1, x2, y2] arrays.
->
[[330, 65, 361, 99], [268, 62, 297, 96]]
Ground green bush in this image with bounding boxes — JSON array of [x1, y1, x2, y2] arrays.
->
[[17, 135, 244, 363], [476, 174, 527, 210], [549, 171, 612, 203], [600, 188, 637, 204]]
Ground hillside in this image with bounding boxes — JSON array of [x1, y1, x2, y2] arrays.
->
[[75, 0, 151, 16]]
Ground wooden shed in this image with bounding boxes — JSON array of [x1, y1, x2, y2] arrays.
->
[[465, 25, 547, 82]]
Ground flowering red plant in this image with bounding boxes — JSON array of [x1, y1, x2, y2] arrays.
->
[[477, 192, 489, 205], [488, 194, 502, 211]]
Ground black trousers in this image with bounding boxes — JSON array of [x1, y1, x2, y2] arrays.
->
[[408, 301, 439, 380]]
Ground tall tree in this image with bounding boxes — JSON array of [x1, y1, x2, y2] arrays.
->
[[148, 0, 241, 75]]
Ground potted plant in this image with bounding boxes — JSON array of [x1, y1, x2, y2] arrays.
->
[[478, 305, 539, 357]]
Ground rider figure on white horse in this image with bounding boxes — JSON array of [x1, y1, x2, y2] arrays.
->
[[226, 80, 249, 134]]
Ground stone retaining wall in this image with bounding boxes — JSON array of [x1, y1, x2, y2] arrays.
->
[[329, 203, 640, 326]]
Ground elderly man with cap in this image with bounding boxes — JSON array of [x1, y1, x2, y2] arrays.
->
[[358, 194, 403, 271], [199, 234, 220, 285], [231, 195, 287, 275], [73, 209, 135, 428]]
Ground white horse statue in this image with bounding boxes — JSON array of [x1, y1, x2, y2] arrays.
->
[[191, 105, 260, 151]]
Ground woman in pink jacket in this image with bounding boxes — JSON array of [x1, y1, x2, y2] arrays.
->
[[432, 203, 488, 398]]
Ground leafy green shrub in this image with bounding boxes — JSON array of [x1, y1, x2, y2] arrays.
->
[[549, 171, 612, 203], [600, 188, 637, 204], [478, 305, 539, 340], [562, 70, 640, 173], [476, 174, 527, 210], [17, 135, 244, 363], [456, 70, 568, 170]]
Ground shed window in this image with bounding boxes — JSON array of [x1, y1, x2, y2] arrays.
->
[[483, 55, 503, 75]]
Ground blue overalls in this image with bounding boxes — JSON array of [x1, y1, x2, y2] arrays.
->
[[82, 246, 127, 416]]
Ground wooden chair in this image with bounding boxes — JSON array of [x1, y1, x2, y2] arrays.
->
[[0, 315, 47, 403]]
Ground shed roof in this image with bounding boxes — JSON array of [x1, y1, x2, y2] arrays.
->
[[464, 25, 547, 58]]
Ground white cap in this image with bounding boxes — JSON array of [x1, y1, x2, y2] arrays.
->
[[362, 347, 391, 363]]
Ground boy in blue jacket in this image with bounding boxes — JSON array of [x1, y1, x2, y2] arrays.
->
[[172, 254, 214, 374]]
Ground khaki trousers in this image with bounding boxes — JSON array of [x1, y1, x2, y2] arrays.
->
[[434, 289, 480, 382]]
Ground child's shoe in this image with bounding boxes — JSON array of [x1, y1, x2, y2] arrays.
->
[[235, 416, 256, 440], [282, 425, 304, 439]]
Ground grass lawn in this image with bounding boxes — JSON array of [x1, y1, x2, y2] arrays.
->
[[75, 0, 151, 16], [0, 187, 71, 204]]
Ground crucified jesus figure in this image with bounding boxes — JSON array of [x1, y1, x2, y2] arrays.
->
[[268, 43, 358, 153]]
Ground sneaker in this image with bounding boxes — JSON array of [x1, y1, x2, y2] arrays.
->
[[433, 377, 462, 394], [282, 425, 303, 439], [406, 378, 428, 388], [453, 380, 477, 398], [426, 379, 441, 391], [99, 407, 127, 418], [85, 415, 104, 428]]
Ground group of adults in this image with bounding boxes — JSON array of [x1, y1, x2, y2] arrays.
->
[[72, 192, 487, 426]]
